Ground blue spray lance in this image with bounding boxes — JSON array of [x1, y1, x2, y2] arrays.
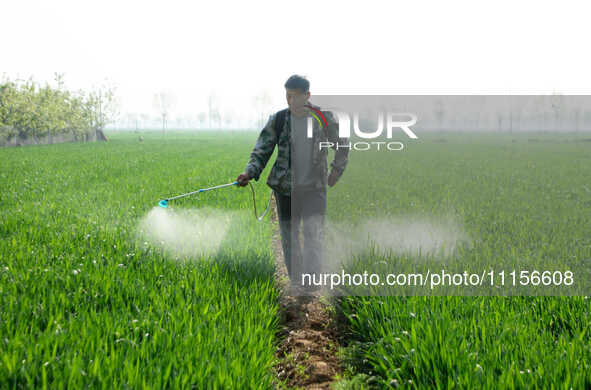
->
[[158, 181, 273, 221]]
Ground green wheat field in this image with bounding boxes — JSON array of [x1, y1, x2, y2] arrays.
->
[[1, 131, 590, 389]]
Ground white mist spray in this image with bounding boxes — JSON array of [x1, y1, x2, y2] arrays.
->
[[136, 206, 236, 260], [321, 214, 472, 272]]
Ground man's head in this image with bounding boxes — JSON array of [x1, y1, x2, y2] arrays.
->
[[284, 75, 310, 117]]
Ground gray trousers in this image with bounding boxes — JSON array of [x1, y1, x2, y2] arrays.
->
[[274, 188, 326, 285]]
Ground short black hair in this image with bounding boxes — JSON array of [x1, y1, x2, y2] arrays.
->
[[284, 74, 309, 93]]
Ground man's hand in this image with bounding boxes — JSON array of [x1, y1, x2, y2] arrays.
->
[[236, 172, 251, 187], [328, 170, 339, 187]]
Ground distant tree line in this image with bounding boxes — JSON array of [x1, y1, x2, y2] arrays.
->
[[0, 73, 118, 145]]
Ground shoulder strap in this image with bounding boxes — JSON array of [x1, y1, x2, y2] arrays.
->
[[273, 108, 288, 140]]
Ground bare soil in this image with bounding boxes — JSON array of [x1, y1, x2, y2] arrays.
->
[[271, 200, 343, 389]]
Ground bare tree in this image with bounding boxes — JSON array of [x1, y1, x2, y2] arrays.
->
[[551, 91, 564, 132], [153, 91, 176, 134], [208, 93, 222, 129], [253, 90, 273, 129], [198, 112, 207, 129], [434, 99, 444, 131]]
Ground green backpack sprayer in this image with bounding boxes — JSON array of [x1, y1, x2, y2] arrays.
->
[[158, 181, 273, 221]]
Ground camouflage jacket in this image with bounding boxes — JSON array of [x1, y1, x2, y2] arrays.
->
[[245, 103, 349, 196]]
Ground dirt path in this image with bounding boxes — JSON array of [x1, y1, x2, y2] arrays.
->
[[270, 200, 343, 389]]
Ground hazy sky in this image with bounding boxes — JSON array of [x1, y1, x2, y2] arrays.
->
[[2, 0, 591, 121]]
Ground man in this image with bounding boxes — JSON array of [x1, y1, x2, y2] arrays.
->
[[236, 75, 349, 291]]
